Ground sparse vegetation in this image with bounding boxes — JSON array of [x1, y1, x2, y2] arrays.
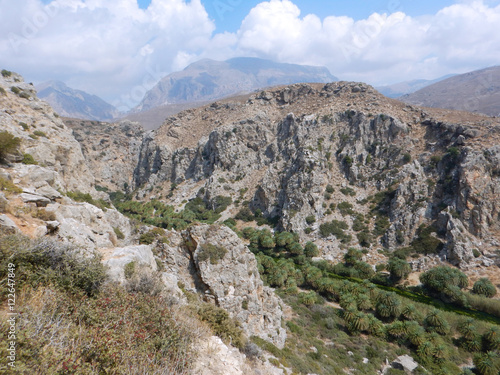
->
[[197, 243, 228, 265]]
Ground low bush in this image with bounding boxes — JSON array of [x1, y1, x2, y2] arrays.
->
[[0, 177, 23, 194], [0, 130, 21, 161], [21, 153, 38, 165], [197, 303, 245, 349], [0, 236, 107, 298], [33, 208, 56, 221], [197, 243, 228, 265]]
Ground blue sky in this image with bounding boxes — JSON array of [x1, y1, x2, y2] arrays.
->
[[2, 0, 500, 109]]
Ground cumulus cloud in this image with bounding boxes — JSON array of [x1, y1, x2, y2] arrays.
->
[[0, 0, 499, 108], [0, 0, 215, 109], [223, 0, 500, 85]]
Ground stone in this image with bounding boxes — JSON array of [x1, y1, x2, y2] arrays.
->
[[102, 245, 157, 283], [391, 355, 418, 373], [20, 193, 51, 207], [0, 214, 19, 233], [36, 185, 62, 200], [46, 221, 60, 232]]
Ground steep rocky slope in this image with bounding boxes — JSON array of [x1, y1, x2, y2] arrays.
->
[[63, 118, 145, 193], [401, 65, 500, 117], [132, 82, 500, 273]]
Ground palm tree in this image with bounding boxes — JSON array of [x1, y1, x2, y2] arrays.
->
[[424, 309, 450, 335], [458, 318, 477, 341], [432, 344, 448, 364], [376, 292, 401, 320], [473, 351, 500, 375], [401, 304, 419, 321], [417, 340, 434, 359], [339, 294, 357, 310], [472, 278, 497, 298], [347, 311, 369, 333], [366, 314, 386, 337], [387, 258, 412, 282], [406, 321, 426, 347], [356, 293, 372, 311], [387, 321, 406, 338], [484, 327, 500, 351]]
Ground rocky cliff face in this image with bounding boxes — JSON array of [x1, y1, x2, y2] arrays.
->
[[64, 118, 145, 193], [133, 82, 500, 270]]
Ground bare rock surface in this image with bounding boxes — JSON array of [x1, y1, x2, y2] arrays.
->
[[183, 224, 287, 348]]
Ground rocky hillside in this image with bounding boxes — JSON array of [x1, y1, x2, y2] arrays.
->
[[63, 118, 145, 193], [128, 81, 500, 274], [0, 70, 287, 374], [133, 57, 337, 113], [401, 65, 500, 116], [3, 68, 500, 374], [37, 80, 118, 121]]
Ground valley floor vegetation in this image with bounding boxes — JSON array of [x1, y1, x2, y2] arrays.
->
[[107, 190, 500, 375], [2, 185, 499, 374]]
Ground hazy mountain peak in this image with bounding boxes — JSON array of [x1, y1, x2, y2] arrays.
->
[[133, 57, 337, 113], [37, 81, 117, 121]]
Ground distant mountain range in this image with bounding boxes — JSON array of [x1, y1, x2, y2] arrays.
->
[[376, 75, 455, 98], [37, 81, 117, 121], [132, 57, 338, 113], [36, 61, 500, 126], [400, 66, 500, 116]]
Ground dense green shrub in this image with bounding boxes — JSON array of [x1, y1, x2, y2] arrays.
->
[[0, 130, 21, 161], [337, 201, 354, 216], [472, 278, 497, 298], [304, 241, 319, 258], [319, 220, 349, 242], [305, 215, 316, 225], [1, 69, 12, 77], [408, 224, 444, 255]]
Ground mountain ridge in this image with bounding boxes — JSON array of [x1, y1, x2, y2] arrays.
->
[[400, 65, 500, 116], [37, 80, 118, 121], [133, 57, 337, 113]]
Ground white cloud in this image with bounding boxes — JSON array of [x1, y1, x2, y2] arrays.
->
[[218, 0, 500, 85], [0, 0, 215, 108], [1, 0, 500, 108]]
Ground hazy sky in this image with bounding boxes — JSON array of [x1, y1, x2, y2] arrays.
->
[[1, 0, 499, 109]]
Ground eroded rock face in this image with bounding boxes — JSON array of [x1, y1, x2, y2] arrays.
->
[[65, 119, 145, 192], [131, 82, 500, 270], [183, 224, 287, 349]]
